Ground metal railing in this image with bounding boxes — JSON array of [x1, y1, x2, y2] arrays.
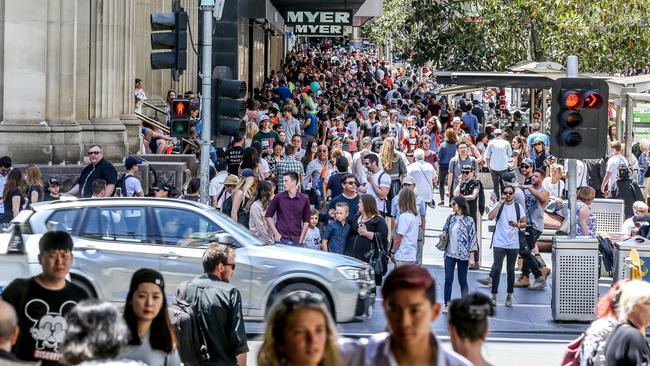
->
[[134, 112, 198, 150]]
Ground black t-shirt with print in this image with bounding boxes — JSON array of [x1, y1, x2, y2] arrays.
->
[[1, 277, 88, 366], [224, 146, 244, 175]]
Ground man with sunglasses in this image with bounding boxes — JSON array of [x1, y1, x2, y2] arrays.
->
[[531, 138, 550, 172], [328, 174, 360, 224], [181, 243, 248, 366], [67, 145, 117, 198]]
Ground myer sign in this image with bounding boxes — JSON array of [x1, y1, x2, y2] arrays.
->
[[285, 10, 352, 36]]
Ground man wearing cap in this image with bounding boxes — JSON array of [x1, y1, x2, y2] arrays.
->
[[485, 128, 512, 200], [67, 144, 117, 198], [450, 117, 465, 138], [390, 175, 427, 265], [123, 156, 144, 197], [152, 182, 173, 198], [253, 114, 279, 156], [44, 178, 62, 201]]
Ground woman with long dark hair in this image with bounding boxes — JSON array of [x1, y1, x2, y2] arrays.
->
[[121, 269, 180, 366], [346, 194, 389, 285], [441, 195, 477, 313], [302, 140, 319, 169], [3, 168, 25, 223], [249, 180, 275, 245], [239, 146, 265, 179]]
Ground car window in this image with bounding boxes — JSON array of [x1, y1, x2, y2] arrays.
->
[[152, 207, 223, 246], [79, 207, 148, 242], [45, 209, 80, 233]]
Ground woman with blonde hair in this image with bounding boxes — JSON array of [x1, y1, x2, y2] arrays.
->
[[576, 186, 597, 237], [605, 280, 650, 364], [257, 291, 342, 366], [249, 181, 275, 245], [230, 169, 259, 226], [460, 134, 484, 169], [24, 164, 44, 207], [378, 137, 407, 220]]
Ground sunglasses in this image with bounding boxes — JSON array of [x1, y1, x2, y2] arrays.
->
[[462, 171, 472, 175], [225, 262, 236, 270], [283, 291, 325, 308], [520, 165, 531, 169], [502, 191, 514, 196], [344, 181, 356, 185], [87, 151, 101, 155]]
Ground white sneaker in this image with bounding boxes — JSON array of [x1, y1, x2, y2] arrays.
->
[[529, 277, 547, 290]]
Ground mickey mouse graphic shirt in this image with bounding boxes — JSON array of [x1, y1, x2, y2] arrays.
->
[[2, 277, 88, 366]]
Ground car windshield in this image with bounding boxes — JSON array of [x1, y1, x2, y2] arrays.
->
[[203, 207, 265, 246]]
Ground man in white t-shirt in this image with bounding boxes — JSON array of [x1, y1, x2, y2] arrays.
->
[[622, 201, 649, 235], [602, 140, 629, 195], [123, 157, 144, 197], [484, 128, 512, 199], [360, 153, 390, 214], [487, 185, 526, 306], [407, 149, 437, 206]]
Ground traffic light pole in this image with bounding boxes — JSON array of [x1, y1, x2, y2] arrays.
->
[[566, 56, 578, 239], [199, 1, 214, 205]]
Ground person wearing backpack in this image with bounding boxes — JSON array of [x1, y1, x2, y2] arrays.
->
[[121, 269, 180, 366], [122, 157, 144, 197], [487, 185, 526, 307], [178, 244, 248, 366]]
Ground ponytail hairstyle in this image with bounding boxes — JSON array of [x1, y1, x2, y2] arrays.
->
[[447, 292, 495, 342]]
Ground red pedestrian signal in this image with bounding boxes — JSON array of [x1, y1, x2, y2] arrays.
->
[[172, 99, 190, 117], [562, 90, 582, 109], [170, 98, 191, 138]]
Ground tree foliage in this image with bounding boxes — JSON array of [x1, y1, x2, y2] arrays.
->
[[364, 0, 650, 73]]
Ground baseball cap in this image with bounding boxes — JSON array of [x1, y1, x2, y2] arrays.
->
[[520, 158, 534, 167], [402, 175, 416, 185], [492, 128, 503, 136], [461, 164, 475, 171], [153, 182, 172, 192], [125, 156, 142, 170], [258, 114, 270, 123], [533, 137, 545, 145], [128, 268, 165, 294], [223, 175, 239, 186], [48, 177, 61, 186], [452, 117, 462, 124]]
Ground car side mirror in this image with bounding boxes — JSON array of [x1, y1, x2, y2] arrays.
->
[[215, 233, 235, 246]]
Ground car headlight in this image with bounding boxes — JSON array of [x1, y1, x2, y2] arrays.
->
[[337, 266, 370, 281]]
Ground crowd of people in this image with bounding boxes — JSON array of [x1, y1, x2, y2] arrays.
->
[[0, 230, 494, 366]]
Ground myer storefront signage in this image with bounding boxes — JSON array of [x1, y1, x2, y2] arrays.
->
[[285, 10, 352, 36]]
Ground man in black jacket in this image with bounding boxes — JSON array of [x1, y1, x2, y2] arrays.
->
[[66, 144, 117, 197], [182, 244, 248, 366]]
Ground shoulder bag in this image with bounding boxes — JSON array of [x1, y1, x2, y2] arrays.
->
[[436, 215, 453, 251], [368, 232, 390, 276], [490, 202, 525, 249]]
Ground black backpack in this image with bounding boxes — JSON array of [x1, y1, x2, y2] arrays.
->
[[221, 194, 233, 216], [168, 282, 210, 366], [115, 173, 133, 196]]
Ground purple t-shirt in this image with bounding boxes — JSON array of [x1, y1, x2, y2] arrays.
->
[[265, 191, 311, 243]]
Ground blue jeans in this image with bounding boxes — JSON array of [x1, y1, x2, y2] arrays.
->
[[444, 255, 469, 304]]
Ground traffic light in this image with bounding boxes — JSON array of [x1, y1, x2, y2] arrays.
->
[[150, 9, 187, 73], [212, 79, 247, 137], [550, 78, 609, 159], [170, 99, 191, 138]]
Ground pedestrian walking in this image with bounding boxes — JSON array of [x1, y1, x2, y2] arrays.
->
[[122, 157, 144, 197], [378, 137, 407, 218], [390, 188, 420, 266], [390, 176, 427, 265], [179, 244, 248, 366], [484, 129, 512, 199], [2, 231, 89, 366], [453, 165, 482, 269], [62, 300, 143, 366], [265, 172, 311, 244], [360, 153, 390, 216], [487, 185, 526, 306], [0, 156, 12, 222], [438, 129, 458, 206], [347, 194, 389, 285], [322, 202, 350, 254], [249, 181, 275, 245], [229, 169, 259, 226], [257, 292, 342, 366], [121, 269, 180, 366], [24, 165, 44, 208], [447, 293, 495, 366], [44, 177, 62, 201], [440, 196, 477, 312], [339, 265, 472, 365], [2, 169, 25, 223]]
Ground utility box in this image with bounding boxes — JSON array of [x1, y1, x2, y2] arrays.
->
[[613, 236, 650, 282], [552, 237, 599, 322]]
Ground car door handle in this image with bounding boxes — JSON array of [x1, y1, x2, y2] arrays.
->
[[161, 252, 180, 260]]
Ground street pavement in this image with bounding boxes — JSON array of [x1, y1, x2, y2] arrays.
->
[[244, 190, 609, 364]]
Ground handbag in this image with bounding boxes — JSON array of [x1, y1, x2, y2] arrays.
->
[[436, 215, 452, 251], [368, 234, 390, 276]]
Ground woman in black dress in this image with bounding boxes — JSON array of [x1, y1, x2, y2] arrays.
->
[[3, 168, 25, 223], [346, 194, 389, 285]]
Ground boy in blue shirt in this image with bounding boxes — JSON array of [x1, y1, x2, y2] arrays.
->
[[322, 202, 350, 254]]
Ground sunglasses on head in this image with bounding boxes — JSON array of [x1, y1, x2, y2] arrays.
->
[[282, 291, 325, 308]]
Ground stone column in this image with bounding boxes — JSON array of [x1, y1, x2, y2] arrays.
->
[[119, 0, 141, 155], [0, 0, 53, 163], [87, 0, 129, 161]]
